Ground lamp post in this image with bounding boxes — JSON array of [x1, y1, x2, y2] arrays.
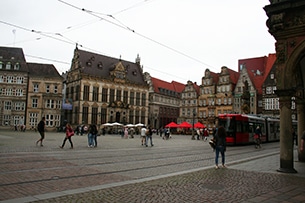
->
[[191, 109, 196, 140]]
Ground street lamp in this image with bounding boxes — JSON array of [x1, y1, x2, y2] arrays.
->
[[191, 109, 196, 140]]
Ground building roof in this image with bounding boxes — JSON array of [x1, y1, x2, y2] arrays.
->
[[75, 48, 146, 86], [27, 62, 62, 78], [227, 68, 240, 84], [0, 46, 28, 72], [239, 54, 276, 94], [151, 77, 185, 94]]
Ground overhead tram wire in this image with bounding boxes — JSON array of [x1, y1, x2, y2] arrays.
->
[[0, 19, 192, 82], [57, 0, 215, 70]]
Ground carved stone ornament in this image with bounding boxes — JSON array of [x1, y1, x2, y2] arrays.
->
[[275, 42, 286, 64]]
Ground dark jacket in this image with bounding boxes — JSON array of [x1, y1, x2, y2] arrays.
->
[[37, 120, 45, 132]]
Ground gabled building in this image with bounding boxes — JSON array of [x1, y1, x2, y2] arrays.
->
[[234, 55, 275, 115], [27, 63, 63, 131], [200, 67, 239, 128], [145, 73, 184, 129], [0, 47, 28, 129], [261, 53, 296, 119], [199, 69, 219, 128], [178, 80, 200, 125], [215, 66, 239, 115], [65, 47, 149, 127]]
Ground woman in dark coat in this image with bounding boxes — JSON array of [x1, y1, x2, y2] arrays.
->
[[214, 126, 227, 169]]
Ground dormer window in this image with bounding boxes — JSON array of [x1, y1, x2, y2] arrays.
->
[[86, 61, 92, 66], [14, 63, 20, 70], [6, 62, 11, 70], [132, 70, 137, 76], [270, 73, 274, 79], [97, 62, 103, 69]]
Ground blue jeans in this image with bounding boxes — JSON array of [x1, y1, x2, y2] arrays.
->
[[215, 145, 225, 166], [88, 133, 94, 146], [93, 134, 97, 147], [146, 135, 153, 146]]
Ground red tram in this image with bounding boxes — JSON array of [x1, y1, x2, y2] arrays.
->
[[217, 114, 282, 145]]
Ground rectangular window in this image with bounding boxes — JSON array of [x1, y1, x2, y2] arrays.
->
[[54, 85, 58, 93], [29, 113, 38, 128], [46, 84, 50, 93], [4, 101, 12, 110], [56, 100, 61, 109], [136, 92, 140, 105], [16, 76, 23, 84], [15, 102, 25, 110], [83, 85, 89, 101], [129, 109, 134, 124], [130, 92, 134, 105], [6, 89, 13, 96], [45, 114, 54, 127], [101, 108, 107, 124], [32, 98, 38, 108], [33, 84, 39, 92], [123, 91, 128, 104], [109, 89, 115, 103], [102, 88, 108, 102], [141, 93, 146, 106], [82, 107, 89, 124], [116, 90, 121, 101], [7, 76, 13, 83], [92, 107, 98, 125], [16, 89, 23, 96], [93, 86, 99, 102], [46, 99, 55, 109]]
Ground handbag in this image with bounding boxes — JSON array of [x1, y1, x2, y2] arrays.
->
[[67, 129, 74, 137]]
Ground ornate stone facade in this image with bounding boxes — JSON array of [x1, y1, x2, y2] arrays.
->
[[64, 47, 149, 128]]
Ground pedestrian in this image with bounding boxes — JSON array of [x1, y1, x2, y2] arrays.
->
[[141, 126, 147, 146], [36, 117, 45, 147], [254, 126, 262, 149], [300, 130, 305, 151], [124, 127, 128, 139], [60, 123, 74, 149], [196, 128, 200, 140], [203, 128, 209, 141], [214, 126, 226, 169], [88, 124, 98, 147], [146, 126, 154, 147]]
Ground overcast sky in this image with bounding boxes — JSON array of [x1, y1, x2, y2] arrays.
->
[[0, 0, 275, 84]]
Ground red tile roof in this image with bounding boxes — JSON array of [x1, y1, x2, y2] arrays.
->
[[239, 54, 276, 94], [151, 77, 185, 94]]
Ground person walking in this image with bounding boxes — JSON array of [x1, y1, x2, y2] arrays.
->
[[254, 126, 262, 149], [146, 126, 154, 147], [36, 117, 45, 147], [214, 126, 226, 169], [60, 123, 74, 149], [140, 126, 147, 146], [88, 124, 98, 147]]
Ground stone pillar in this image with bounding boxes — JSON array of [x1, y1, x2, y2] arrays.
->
[[276, 89, 297, 173], [297, 101, 305, 162]]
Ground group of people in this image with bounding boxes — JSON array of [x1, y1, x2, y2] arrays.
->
[[36, 117, 99, 149], [196, 128, 209, 141], [140, 125, 154, 147]]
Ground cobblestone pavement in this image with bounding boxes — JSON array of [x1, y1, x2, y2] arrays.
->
[[1, 130, 305, 203]]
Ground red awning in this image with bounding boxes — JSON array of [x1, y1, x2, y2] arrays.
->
[[165, 122, 179, 128]]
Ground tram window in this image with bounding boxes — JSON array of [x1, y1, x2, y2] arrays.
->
[[249, 123, 254, 133], [270, 123, 275, 133], [236, 121, 242, 132]]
